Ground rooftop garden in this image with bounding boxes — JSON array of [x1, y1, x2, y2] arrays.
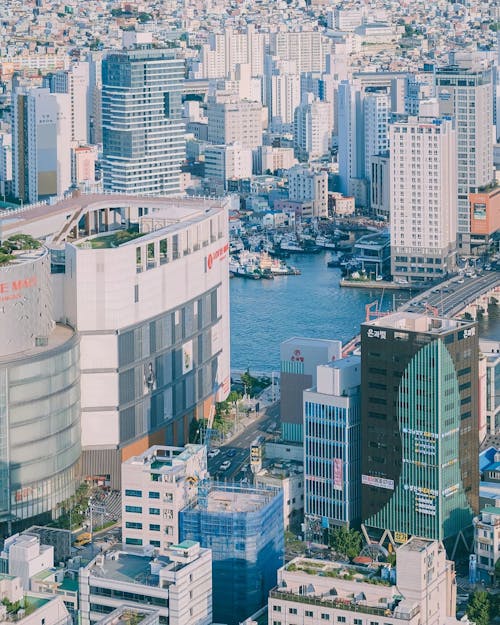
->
[[0, 234, 41, 265], [285, 560, 392, 587], [78, 228, 143, 249]]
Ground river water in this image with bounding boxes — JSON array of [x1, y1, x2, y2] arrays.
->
[[230, 252, 499, 372]]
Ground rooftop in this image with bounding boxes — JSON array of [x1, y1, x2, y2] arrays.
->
[[397, 537, 434, 553], [125, 444, 205, 473], [0, 324, 75, 365], [364, 311, 473, 335], [88, 550, 184, 587]]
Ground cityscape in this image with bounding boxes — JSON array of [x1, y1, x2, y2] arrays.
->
[[0, 0, 499, 625]]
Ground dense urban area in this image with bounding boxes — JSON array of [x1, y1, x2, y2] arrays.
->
[[0, 1, 499, 625]]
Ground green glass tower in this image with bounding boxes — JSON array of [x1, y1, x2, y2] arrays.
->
[[361, 313, 479, 543]]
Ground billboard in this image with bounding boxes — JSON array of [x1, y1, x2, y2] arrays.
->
[[333, 458, 343, 491], [362, 474, 394, 490], [182, 340, 193, 374]]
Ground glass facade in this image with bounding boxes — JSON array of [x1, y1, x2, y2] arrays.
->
[[179, 484, 284, 625], [0, 328, 80, 523], [304, 395, 361, 538]]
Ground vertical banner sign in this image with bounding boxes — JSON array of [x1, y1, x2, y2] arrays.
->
[[333, 458, 343, 491]]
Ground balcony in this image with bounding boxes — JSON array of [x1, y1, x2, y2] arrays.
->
[[269, 590, 419, 621]]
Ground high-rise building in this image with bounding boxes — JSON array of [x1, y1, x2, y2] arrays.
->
[[280, 337, 342, 443], [179, 483, 284, 625], [363, 88, 390, 181], [435, 59, 493, 251], [293, 94, 332, 161], [47, 61, 90, 144], [389, 112, 458, 283], [271, 30, 326, 74], [204, 143, 252, 190], [304, 356, 361, 541], [361, 312, 479, 546], [122, 445, 208, 551], [102, 48, 185, 195], [12, 87, 72, 203], [207, 96, 263, 149]]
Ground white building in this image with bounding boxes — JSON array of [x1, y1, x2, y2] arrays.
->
[[207, 97, 263, 150], [480, 339, 500, 436], [3, 534, 53, 591], [122, 445, 208, 552], [255, 146, 297, 175], [473, 506, 500, 581], [435, 58, 494, 251], [363, 89, 390, 181], [204, 143, 252, 189], [254, 462, 304, 530], [294, 94, 332, 162], [288, 166, 328, 218], [79, 541, 212, 625], [390, 114, 458, 283], [271, 30, 326, 74], [326, 7, 364, 31], [269, 537, 463, 625], [0, 131, 12, 196], [1, 194, 231, 490], [48, 61, 90, 145], [12, 87, 71, 203], [266, 63, 301, 133]]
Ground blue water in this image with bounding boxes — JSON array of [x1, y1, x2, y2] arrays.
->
[[230, 251, 394, 372]]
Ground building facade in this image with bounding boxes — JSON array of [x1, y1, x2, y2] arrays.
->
[[473, 506, 500, 581], [390, 114, 458, 283], [435, 60, 493, 251], [179, 483, 284, 625], [361, 313, 479, 544], [287, 166, 328, 219], [102, 48, 185, 195], [122, 445, 208, 551], [304, 357, 361, 540], [207, 97, 263, 150]]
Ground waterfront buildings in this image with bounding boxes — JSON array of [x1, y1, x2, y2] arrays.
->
[[473, 506, 500, 582], [179, 483, 284, 625], [102, 48, 185, 195], [361, 312, 479, 546], [269, 537, 461, 625], [435, 58, 494, 252], [79, 541, 212, 625], [389, 112, 458, 283], [280, 337, 342, 444], [304, 356, 361, 540], [122, 445, 208, 551], [287, 166, 328, 219], [204, 143, 252, 191], [12, 87, 72, 203]]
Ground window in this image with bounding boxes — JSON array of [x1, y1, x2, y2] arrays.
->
[[273, 606, 282, 612], [354, 620, 363, 625], [289, 608, 298, 615], [125, 505, 142, 514], [305, 612, 314, 618], [125, 521, 142, 530], [150, 540, 160, 547], [321, 615, 330, 621], [125, 489, 142, 498], [149, 491, 160, 499], [273, 621, 281, 625], [149, 508, 160, 515], [149, 524, 160, 532], [125, 538, 143, 546], [338, 618, 346, 623]]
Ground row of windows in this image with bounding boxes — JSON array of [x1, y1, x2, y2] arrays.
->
[[125, 489, 160, 499], [272, 611, 380, 624]]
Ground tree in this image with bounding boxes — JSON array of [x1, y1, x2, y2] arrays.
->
[[329, 527, 362, 560], [466, 590, 491, 625]]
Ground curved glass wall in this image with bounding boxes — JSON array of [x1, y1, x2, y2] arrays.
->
[[0, 328, 81, 522]]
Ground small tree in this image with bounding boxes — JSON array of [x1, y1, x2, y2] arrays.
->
[[329, 526, 362, 561], [466, 590, 491, 625]]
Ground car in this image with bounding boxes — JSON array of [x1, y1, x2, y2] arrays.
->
[[220, 460, 231, 471], [457, 278, 464, 284], [227, 449, 237, 457], [208, 448, 220, 458]]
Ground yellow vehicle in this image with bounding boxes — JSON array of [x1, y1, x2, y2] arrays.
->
[[74, 532, 91, 547]]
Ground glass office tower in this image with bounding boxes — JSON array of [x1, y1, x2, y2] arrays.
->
[[361, 313, 479, 543], [102, 47, 185, 195]]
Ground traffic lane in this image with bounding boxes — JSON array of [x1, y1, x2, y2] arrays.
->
[[210, 448, 249, 481]]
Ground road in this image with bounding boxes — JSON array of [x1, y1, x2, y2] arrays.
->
[[207, 403, 280, 482], [401, 271, 499, 317]]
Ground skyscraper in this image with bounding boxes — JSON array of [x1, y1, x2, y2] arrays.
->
[[102, 48, 185, 195], [361, 312, 479, 546], [389, 111, 458, 283], [435, 58, 493, 251]]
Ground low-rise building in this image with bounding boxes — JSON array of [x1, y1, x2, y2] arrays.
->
[[254, 462, 304, 530], [79, 541, 212, 625], [122, 445, 208, 553], [473, 506, 500, 581], [269, 537, 461, 625]]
